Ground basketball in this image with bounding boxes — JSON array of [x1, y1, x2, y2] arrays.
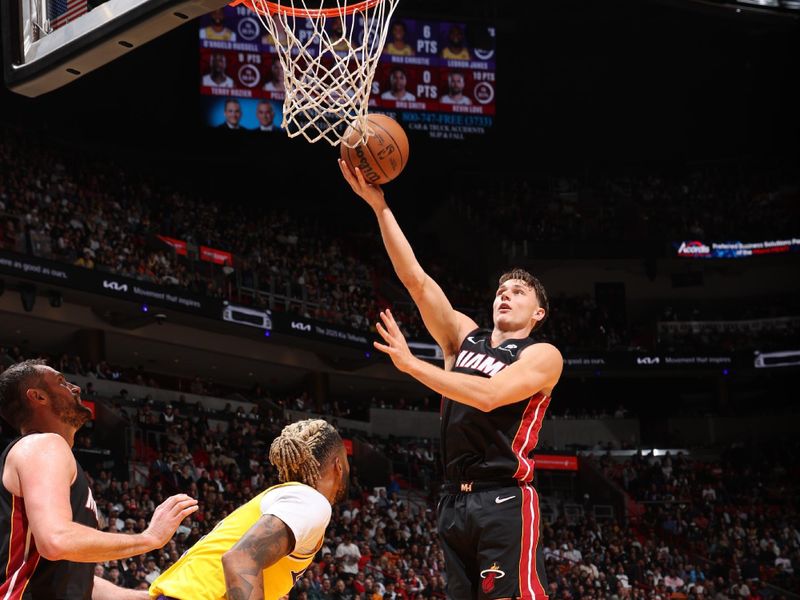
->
[[340, 114, 409, 185]]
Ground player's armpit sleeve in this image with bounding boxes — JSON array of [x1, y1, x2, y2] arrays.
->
[[259, 485, 331, 554]]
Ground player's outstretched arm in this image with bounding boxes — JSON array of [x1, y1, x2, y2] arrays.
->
[[375, 309, 563, 411], [339, 159, 477, 356], [222, 515, 294, 600], [8, 434, 198, 562], [91, 576, 149, 600]]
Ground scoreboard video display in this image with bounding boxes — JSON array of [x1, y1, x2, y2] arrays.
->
[[199, 6, 496, 140]]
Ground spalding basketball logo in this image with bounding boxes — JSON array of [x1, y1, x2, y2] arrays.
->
[[480, 562, 505, 593]]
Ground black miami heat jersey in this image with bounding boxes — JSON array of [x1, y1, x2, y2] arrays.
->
[[441, 328, 551, 483], [0, 435, 99, 600]]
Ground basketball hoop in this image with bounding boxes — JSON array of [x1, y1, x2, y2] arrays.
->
[[230, 0, 400, 146]]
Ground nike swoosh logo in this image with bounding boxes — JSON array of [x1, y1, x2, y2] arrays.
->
[[495, 495, 515, 504], [467, 336, 479, 344]]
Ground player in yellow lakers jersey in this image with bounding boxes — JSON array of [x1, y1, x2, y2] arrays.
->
[[149, 419, 349, 600]]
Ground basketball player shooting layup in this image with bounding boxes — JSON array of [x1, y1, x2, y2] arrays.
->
[[339, 159, 563, 600]]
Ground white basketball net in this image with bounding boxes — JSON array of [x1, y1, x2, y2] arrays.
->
[[235, 0, 400, 146]]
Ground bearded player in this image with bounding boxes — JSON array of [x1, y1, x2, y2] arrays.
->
[[0, 360, 198, 600], [340, 160, 563, 600]]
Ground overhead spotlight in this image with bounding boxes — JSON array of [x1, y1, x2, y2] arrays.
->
[[48, 291, 63, 308], [736, 0, 778, 6], [19, 284, 36, 312]]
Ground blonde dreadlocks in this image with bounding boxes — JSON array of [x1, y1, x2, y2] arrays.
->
[[269, 419, 342, 487]]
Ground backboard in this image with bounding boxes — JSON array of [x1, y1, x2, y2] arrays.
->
[[2, 0, 228, 97]]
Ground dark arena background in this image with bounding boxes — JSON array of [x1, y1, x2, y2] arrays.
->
[[1, 0, 799, 598]]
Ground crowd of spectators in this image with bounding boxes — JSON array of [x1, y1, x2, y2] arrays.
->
[[1, 337, 468, 429], [0, 343, 253, 401], [4, 341, 649, 424], [591, 443, 800, 596], [3, 127, 798, 354], [447, 163, 799, 248], [0, 127, 421, 335], [1, 345, 798, 599], [544, 294, 633, 353], [66, 383, 454, 599], [84, 402, 800, 600], [656, 296, 800, 353]]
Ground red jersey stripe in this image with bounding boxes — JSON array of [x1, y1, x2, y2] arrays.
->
[[518, 484, 547, 599], [512, 394, 549, 481], [0, 497, 41, 600]]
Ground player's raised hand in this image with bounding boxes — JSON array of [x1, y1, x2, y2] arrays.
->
[[143, 494, 198, 548], [338, 158, 386, 210], [374, 309, 416, 373]]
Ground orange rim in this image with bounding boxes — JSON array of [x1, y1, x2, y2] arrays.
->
[[230, 0, 383, 18]]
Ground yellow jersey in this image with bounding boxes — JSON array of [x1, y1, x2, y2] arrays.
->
[[201, 26, 236, 42], [442, 47, 471, 60], [384, 43, 414, 56], [150, 482, 331, 600]]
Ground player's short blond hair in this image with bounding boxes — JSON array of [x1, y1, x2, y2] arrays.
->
[[498, 268, 549, 330]]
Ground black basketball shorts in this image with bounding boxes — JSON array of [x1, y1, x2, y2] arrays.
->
[[437, 482, 548, 600]]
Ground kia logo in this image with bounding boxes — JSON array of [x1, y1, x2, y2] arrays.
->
[[103, 280, 128, 292], [291, 321, 311, 332], [636, 356, 660, 365]]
